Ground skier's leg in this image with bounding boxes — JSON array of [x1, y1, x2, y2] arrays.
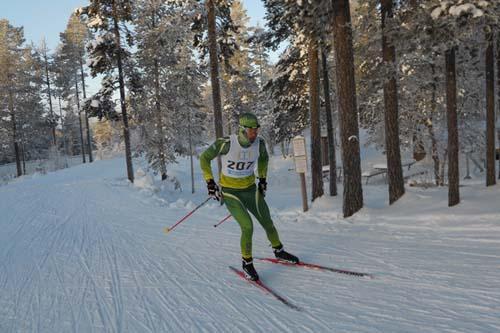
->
[[244, 186, 299, 263], [244, 186, 282, 249], [222, 190, 254, 259]]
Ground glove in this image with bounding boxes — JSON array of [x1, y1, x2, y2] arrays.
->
[[258, 178, 267, 197], [207, 179, 220, 201]]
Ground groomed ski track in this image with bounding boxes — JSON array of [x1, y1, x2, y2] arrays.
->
[[0, 158, 499, 332]]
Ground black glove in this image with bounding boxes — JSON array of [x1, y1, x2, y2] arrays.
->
[[258, 178, 267, 197], [207, 179, 220, 201]]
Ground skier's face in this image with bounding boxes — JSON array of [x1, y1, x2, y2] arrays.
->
[[245, 127, 259, 143]]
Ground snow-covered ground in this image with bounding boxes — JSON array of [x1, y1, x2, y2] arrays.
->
[[0, 155, 86, 185], [0, 150, 499, 332]]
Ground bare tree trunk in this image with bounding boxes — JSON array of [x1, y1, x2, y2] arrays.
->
[[58, 96, 69, 167], [321, 49, 337, 196], [426, 118, 440, 185], [152, 9, 167, 180], [21, 141, 26, 175], [428, 62, 440, 186], [112, 1, 134, 183], [332, 0, 363, 217], [188, 122, 195, 194], [381, 0, 405, 204], [445, 48, 460, 206], [154, 58, 168, 181], [485, 31, 496, 186], [43, 47, 57, 146], [308, 38, 324, 201], [440, 149, 447, 186], [8, 89, 22, 176], [79, 55, 93, 163], [207, 0, 224, 174], [75, 71, 86, 164], [497, 36, 500, 180]]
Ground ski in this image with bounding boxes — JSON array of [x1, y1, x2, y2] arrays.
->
[[229, 266, 301, 311], [255, 257, 373, 278]]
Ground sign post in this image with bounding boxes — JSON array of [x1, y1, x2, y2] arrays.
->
[[292, 136, 308, 212]]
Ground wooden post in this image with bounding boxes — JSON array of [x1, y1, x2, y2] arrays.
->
[[300, 173, 308, 212], [293, 136, 309, 212]]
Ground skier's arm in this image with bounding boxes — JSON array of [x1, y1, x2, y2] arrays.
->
[[257, 139, 269, 179], [199, 138, 230, 181]]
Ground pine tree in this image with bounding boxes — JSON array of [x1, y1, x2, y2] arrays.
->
[[39, 39, 57, 146], [264, 45, 309, 142], [206, 0, 223, 147], [132, 0, 206, 180], [248, 24, 272, 89], [79, 0, 135, 182], [248, 24, 275, 152], [0, 20, 25, 176], [56, 27, 88, 163], [485, 29, 496, 186], [308, 37, 324, 200], [380, 0, 405, 204], [332, 0, 364, 217], [221, 0, 259, 133], [65, 13, 94, 162], [446, 47, 460, 206], [497, 35, 500, 180], [263, 0, 337, 201], [191, 0, 237, 172], [428, 0, 500, 204], [321, 49, 337, 196]]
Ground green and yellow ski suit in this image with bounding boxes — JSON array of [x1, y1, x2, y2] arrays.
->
[[200, 136, 282, 259]]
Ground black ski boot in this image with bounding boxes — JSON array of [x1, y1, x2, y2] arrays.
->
[[273, 245, 299, 264], [242, 258, 259, 281]]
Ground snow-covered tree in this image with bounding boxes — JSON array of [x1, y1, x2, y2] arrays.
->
[[220, 0, 259, 133], [63, 13, 94, 162], [39, 39, 57, 146], [131, 0, 206, 180], [191, 0, 237, 174], [0, 20, 51, 175], [79, 0, 135, 182], [0, 19, 25, 175]]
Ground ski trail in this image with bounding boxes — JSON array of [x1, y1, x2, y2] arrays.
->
[[1, 158, 499, 332]]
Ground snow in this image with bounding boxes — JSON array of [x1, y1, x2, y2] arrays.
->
[[133, 167, 156, 192], [431, 7, 444, 19], [1, 149, 500, 332], [449, 4, 483, 18], [88, 15, 104, 28], [432, 2, 485, 20]]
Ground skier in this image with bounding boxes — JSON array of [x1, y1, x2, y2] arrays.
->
[[200, 113, 299, 281]]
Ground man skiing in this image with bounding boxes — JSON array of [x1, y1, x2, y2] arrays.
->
[[200, 113, 299, 281]]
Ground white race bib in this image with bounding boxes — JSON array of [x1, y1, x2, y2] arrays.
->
[[221, 135, 260, 178]]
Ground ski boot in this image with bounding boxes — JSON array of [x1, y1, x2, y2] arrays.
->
[[242, 257, 259, 281], [273, 245, 299, 264]]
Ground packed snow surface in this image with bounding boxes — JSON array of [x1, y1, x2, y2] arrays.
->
[[0, 153, 499, 332]]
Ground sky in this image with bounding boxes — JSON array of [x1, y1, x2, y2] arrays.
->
[[0, 1, 273, 97], [0, 0, 268, 50]]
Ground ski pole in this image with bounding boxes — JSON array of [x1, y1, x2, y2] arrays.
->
[[164, 197, 212, 234], [213, 214, 232, 228]]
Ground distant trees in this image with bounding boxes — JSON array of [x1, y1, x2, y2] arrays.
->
[[0, 19, 51, 175], [2, 0, 499, 211]]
